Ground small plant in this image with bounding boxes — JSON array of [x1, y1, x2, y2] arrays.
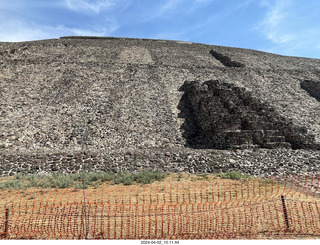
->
[[28, 194, 35, 200], [75, 182, 88, 189], [218, 171, 250, 180], [101, 172, 114, 182], [177, 173, 183, 181], [15, 173, 24, 180], [122, 175, 134, 186], [197, 173, 209, 180], [131, 171, 167, 185]]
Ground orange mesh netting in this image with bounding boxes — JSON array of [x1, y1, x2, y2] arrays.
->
[[1, 174, 320, 239]]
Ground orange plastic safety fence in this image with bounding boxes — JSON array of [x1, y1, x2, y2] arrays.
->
[[1, 174, 320, 239]]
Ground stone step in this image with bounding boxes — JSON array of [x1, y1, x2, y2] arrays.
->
[[225, 129, 288, 146], [263, 142, 292, 149], [261, 130, 282, 137], [264, 135, 286, 143], [231, 144, 260, 149], [252, 129, 280, 138], [224, 130, 253, 145]]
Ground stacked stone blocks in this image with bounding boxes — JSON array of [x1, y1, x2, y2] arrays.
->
[[183, 80, 318, 150]]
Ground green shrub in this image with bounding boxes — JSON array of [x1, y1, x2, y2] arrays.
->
[[197, 173, 209, 180], [0, 171, 167, 190], [0, 180, 24, 190], [101, 173, 114, 182], [218, 171, 250, 180], [131, 171, 167, 184], [122, 175, 134, 186]]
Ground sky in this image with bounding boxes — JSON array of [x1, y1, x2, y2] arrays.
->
[[1, 0, 320, 59]]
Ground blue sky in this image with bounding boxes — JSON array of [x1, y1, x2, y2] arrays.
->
[[1, 0, 320, 58]]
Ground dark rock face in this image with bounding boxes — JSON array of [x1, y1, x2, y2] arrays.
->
[[177, 91, 205, 149], [301, 80, 320, 102], [210, 50, 245, 68], [1, 36, 320, 177], [183, 80, 318, 150]]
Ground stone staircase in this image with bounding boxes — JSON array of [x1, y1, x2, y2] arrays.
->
[[224, 129, 291, 149], [183, 79, 318, 150]]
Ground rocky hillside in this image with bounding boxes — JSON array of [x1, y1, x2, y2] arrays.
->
[[0, 37, 319, 177]]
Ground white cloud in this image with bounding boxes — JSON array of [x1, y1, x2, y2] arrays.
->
[[57, 25, 115, 37], [193, 0, 215, 5], [156, 0, 183, 17], [64, 0, 115, 13], [0, 23, 47, 42], [0, 0, 122, 42], [257, 0, 295, 44], [238, 0, 256, 9], [144, 0, 215, 21], [0, 19, 118, 42], [255, 0, 320, 58]]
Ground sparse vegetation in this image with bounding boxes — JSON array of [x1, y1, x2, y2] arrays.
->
[[218, 171, 251, 180], [0, 171, 168, 190], [177, 173, 183, 181], [197, 173, 209, 180], [0, 171, 255, 190]]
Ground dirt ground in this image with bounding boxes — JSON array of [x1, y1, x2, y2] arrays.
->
[[1, 173, 320, 239]]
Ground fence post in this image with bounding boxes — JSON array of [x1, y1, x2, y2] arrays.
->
[[4, 208, 9, 238], [281, 195, 290, 230]]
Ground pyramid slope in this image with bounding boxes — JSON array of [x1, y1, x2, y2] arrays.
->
[[0, 37, 319, 176]]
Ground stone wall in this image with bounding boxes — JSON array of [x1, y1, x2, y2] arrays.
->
[[1, 148, 320, 177], [183, 80, 318, 150]]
